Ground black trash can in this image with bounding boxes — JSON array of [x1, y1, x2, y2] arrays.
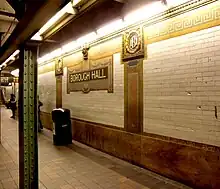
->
[[51, 108, 72, 146]]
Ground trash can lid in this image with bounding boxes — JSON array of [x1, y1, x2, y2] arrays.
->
[[52, 108, 65, 112]]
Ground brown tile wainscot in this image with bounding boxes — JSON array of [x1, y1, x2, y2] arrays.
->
[[40, 111, 220, 189]]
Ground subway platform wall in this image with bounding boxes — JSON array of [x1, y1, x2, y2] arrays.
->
[[38, 1, 220, 189]]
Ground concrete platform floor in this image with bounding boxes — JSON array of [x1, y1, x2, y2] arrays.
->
[[0, 107, 192, 189]]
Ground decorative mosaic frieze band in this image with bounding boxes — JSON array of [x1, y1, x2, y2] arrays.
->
[[38, 0, 219, 67], [145, 0, 220, 44]]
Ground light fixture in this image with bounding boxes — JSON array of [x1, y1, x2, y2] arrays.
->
[[31, 32, 42, 41], [11, 69, 19, 77], [1, 63, 6, 68], [72, 0, 82, 7], [30, 0, 85, 40], [97, 19, 124, 37], [124, 1, 166, 25], [12, 50, 20, 57], [38, 2, 76, 35], [1, 50, 20, 67]]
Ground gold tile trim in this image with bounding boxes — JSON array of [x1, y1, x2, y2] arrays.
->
[[145, 0, 220, 44], [38, 0, 220, 74], [56, 75, 62, 108], [124, 59, 143, 133]]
